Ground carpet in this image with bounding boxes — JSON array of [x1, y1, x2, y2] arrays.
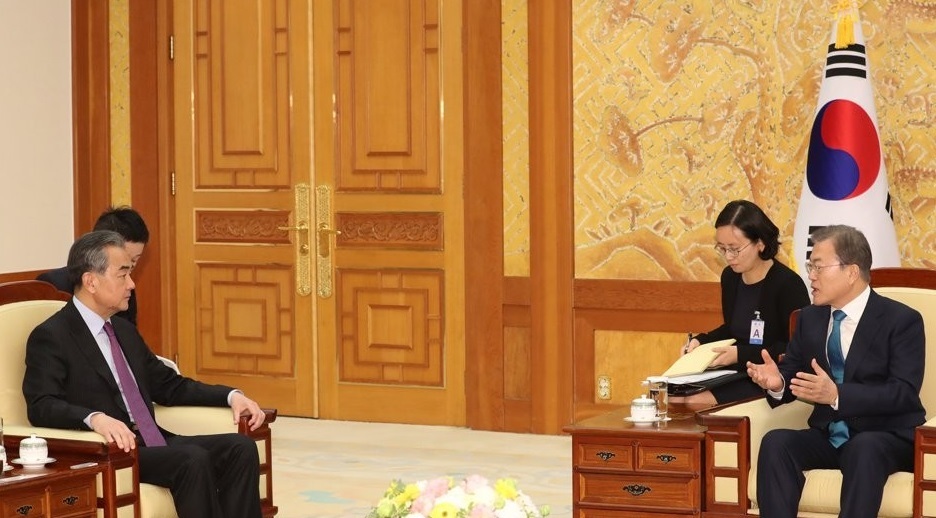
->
[[271, 417, 572, 517]]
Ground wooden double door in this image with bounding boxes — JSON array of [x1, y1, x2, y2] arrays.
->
[[170, 0, 465, 424]]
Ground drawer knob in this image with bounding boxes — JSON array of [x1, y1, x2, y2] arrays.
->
[[656, 454, 677, 463], [15, 505, 33, 516], [595, 451, 616, 461], [63, 495, 80, 506], [623, 484, 651, 496]]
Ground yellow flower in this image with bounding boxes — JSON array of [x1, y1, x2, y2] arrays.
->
[[392, 483, 420, 506], [429, 502, 460, 518], [494, 478, 519, 500]]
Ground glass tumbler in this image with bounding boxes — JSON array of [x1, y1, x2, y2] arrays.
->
[[646, 376, 669, 421]]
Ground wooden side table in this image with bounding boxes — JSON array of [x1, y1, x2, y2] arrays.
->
[[563, 405, 707, 517], [0, 461, 99, 518]]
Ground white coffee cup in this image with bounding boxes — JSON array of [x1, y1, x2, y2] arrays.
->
[[18, 434, 48, 462], [630, 395, 657, 421]]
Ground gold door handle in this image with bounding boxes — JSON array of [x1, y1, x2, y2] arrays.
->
[[317, 223, 341, 258], [278, 222, 310, 232], [278, 222, 311, 255]]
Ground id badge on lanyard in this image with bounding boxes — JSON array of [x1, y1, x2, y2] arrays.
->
[[750, 310, 764, 345]]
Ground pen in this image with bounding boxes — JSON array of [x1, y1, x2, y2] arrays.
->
[[682, 333, 694, 354]]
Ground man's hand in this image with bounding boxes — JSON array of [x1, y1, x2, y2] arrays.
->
[[789, 359, 839, 405], [231, 392, 266, 431], [89, 413, 137, 452], [747, 349, 783, 392], [709, 345, 738, 368]]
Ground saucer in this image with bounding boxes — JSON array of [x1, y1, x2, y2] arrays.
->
[[625, 416, 660, 424], [11, 457, 55, 468]]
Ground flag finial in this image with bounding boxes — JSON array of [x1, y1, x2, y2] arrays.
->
[[833, 0, 858, 49]]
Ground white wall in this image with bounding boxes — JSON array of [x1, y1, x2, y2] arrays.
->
[[0, 1, 74, 272]]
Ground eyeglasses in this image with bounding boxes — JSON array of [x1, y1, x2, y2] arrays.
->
[[714, 241, 753, 258], [804, 262, 844, 275]]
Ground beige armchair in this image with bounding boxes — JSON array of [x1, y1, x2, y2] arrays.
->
[[698, 268, 936, 517], [0, 280, 278, 518]]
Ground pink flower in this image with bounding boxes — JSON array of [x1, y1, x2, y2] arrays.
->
[[424, 477, 451, 499], [464, 474, 489, 494], [468, 504, 496, 518]]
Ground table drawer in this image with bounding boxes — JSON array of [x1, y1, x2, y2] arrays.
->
[[577, 443, 633, 469], [636, 444, 697, 473], [1, 491, 46, 518], [50, 480, 95, 515], [578, 471, 697, 511]]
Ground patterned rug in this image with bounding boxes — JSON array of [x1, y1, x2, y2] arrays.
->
[[271, 417, 572, 517]]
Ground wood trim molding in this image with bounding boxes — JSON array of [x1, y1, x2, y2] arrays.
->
[[528, 1, 574, 434], [71, 0, 111, 236], [463, 0, 506, 430], [129, 0, 169, 355]]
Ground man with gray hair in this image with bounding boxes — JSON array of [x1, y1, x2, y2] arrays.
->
[[746, 224, 925, 517], [23, 230, 266, 518]]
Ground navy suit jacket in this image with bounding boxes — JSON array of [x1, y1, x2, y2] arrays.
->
[[22, 301, 232, 432], [772, 289, 926, 443]]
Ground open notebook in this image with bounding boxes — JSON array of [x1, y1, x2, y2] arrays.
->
[[662, 338, 736, 377]]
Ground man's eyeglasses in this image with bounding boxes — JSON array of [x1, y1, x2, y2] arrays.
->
[[714, 241, 752, 258], [804, 262, 844, 275]]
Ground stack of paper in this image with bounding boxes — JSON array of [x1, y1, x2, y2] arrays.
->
[[662, 338, 736, 377]]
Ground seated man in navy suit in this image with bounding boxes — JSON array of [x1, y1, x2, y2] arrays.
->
[[38, 206, 148, 325], [747, 225, 925, 518]]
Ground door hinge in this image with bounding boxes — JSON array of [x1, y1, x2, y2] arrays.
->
[[169, 35, 174, 61], [170, 171, 176, 196]]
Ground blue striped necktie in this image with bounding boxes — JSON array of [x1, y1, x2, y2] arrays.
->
[[827, 310, 849, 448]]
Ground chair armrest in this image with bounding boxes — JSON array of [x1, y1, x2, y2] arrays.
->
[[1, 424, 106, 444], [155, 406, 277, 436], [914, 419, 936, 516], [697, 397, 812, 514]]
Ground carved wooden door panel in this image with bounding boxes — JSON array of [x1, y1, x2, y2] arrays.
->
[[172, 0, 316, 416], [312, 0, 466, 424], [173, 0, 465, 424]]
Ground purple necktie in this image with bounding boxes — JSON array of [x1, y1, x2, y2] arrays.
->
[[103, 322, 167, 447]]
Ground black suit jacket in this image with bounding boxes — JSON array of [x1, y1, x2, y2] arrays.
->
[[37, 267, 138, 325], [772, 289, 926, 443], [22, 301, 232, 432], [695, 260, 811, 366]]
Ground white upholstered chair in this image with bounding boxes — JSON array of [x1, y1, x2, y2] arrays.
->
[[697, 268, 936, 517], [0, 280, 278, 518]]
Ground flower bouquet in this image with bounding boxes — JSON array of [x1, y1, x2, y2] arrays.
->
[[366, 474, 550, 518]]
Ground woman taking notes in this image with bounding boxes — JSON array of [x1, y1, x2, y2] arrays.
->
[[672, 200, 810, 405]]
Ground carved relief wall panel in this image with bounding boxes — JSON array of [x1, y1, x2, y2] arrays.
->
[[195, 263, 295, 375], [194, 0, 291, 188], [334, 0, 441, 191], [337, 268, 444, 386], [196, 210, 291, 244], [335, 212, 443, 250]]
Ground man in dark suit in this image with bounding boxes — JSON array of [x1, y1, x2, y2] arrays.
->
[[38, 206, 148, 325], [746, 224, 925, 518], [23, 230, 266, 518]]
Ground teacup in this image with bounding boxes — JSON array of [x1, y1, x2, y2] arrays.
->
[[630, 395, 657, 421], [19, 434, 48, 462]]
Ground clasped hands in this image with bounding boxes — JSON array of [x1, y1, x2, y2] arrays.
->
[[746, 349, 839, 405], [90, 392, 266, 452]]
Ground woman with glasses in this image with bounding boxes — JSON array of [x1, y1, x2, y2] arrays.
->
[[672, 200, 810, 405]]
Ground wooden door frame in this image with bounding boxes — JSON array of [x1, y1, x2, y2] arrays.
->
[[463, 1, 574, 433], [70, 0, 172, 354]]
